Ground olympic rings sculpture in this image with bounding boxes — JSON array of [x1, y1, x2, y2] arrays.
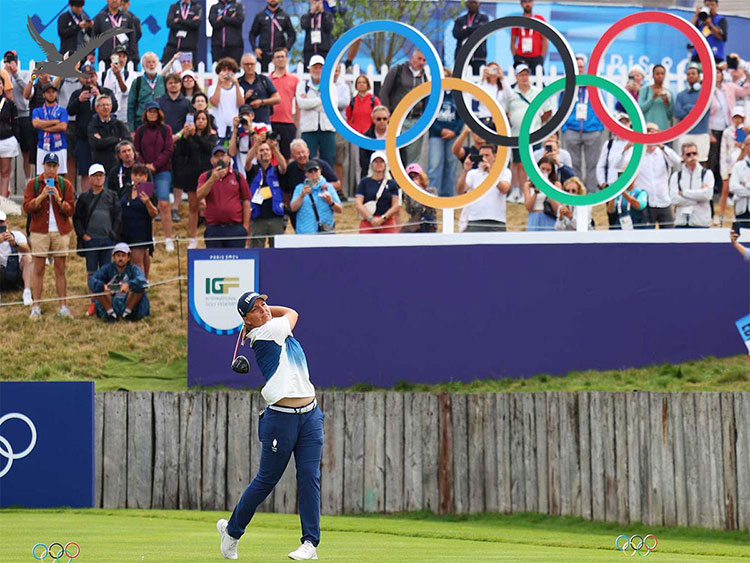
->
[[32, 542, 80, 562], [615, 534, 658, 556], [0, 412, 37, 479], [320, 13, 715, 210]]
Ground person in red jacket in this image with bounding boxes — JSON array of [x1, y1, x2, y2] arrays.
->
[[22, 153, 75, 319], [134, 101, 175, 251], [345, 74, 380, 135]]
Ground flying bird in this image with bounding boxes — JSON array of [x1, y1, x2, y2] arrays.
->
[[27, 16, 132, 79]]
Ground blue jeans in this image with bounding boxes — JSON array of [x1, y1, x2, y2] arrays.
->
[[84, 237, 113, 275], [428, 136, 458, 197], [204, 223, 247, 248], [301, 130, 335, 168], [227, 406, 324, 546], [153, 170, 172, 202]]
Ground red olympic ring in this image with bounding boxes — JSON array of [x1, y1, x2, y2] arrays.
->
[[588, 11, 715, 144]]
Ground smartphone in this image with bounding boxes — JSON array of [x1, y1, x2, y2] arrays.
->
[[0, 225, 6, 234], [136, 181, 154, 198], [179, 52, 193, 66], [732, 222, 742, 235], [469, 154, 482, 165], [110, 54, 119, 66], [216, 160, 228, 170], [185, 114, 194, 126], [544, 144, 553, 153], [45, 178, 55, 187], [107, 282, 122, 293]]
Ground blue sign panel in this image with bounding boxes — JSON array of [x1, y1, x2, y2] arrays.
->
[[0, 382, 94, 508]]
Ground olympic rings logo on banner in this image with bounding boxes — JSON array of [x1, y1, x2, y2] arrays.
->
[[319, 13, 715, 210], [32, 542, 80, 562], [616, 534, 658, 556], [0, 412, 37, 479]]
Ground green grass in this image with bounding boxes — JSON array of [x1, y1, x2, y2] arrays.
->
[[1, 509, 747, 562]]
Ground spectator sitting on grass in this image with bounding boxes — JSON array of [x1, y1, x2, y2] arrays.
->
[[400, 163, 437, 233], [0, 209, 33, 306], [120, 163, 158, 279], [88, 242, 150, 322]]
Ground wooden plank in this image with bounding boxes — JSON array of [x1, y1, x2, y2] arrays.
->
[[482, 394, 499, 513], [451, 394, 469, 514], [559, 393, 579, 517], [404, 393, 425, 511], [496, 394, 511, 514], [522, 393, 537, 513], [577, 392, 591, 520], [625, 392, 642, 525], [179, 392, 203, 510], [534, 393, 549, 515], [735, 393, 750, 531], [721, 393, 737, 531], [695, 392, 713, 527], [226, 392, 252, 511], [202, 392, 228, 511], [102, 391, 127, 509], [422, 393, 440, 513], [602, 393, 617, 523], [152, 391, 180, 509], [707, 393, 725, 530], [546, 392, 560, 516], [343, 392, 365, 513], [126, 392, 153, 509], [467, 394, 484, 513], [321, 392, 344, 515], [646, 393, 663, 527], [671, 393, 688, 527], [250, 393, 274, 512], [94, 393, 104, 508], [660, 394, 677, 527], [613, 393, 628, 525], [363, 393, 385, 512], [438, 393, 454, 514], [680, 393, 698, 526], [637, 392, 651, 525], [589, 392, 604, 521], [385, 392, 404, 513]]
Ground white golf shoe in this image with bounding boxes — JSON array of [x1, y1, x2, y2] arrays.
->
[[288, 541, 318, 560], [216, 518, 239, 560]]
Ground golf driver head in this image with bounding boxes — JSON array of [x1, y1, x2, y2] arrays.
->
[[231, 355, 250, 374]]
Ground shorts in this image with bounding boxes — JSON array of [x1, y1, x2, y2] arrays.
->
[[36, 149, 68, 175], [74, 138, 92, 175], [0, 136, 19, 158], [17, 117, 34, 153], [154, 170, 172, 202], [334, 132, 349, 166], [678, 134, 710, 162], [29, 231, 71, 259]]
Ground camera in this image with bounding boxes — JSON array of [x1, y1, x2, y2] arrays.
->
[[267, 130, 279, 141], [544, 144, 553, 153], [107, 282, 122, 293], [732, 222, 742, 235], [216, 160, 228, 170], [240, 117, 250, 127], [698, 6, 710, 21], [727, 54, 739, 70], [469, 154, 483, 165], [246, 90, 261, 102]]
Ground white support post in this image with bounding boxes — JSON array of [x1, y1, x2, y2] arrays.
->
[[576, 206, 591, 232], [442, 209, 455, 234]]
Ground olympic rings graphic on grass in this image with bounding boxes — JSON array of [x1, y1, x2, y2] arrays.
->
[[615, 534, 658, 556], [0, 412, 38, 479], [32, 541, 80, 561], [452, 16, 578, 146], [386, 77, 510, 210], [519, 74, 646, 206], [588, 12, 715, 144]]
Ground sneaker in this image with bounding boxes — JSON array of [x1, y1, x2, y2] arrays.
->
[[58, 305, 73, 318], [164, 238, 175, 252], [171, 209, 181, 222], [216, 519, 239, 560], [30, 306, 41, 320], [22, 288, 33, 306], [188, 238, 198, 250], [86, 301, 96, 316], [106, 310, 118, 323], [288, 541, 318, 560]]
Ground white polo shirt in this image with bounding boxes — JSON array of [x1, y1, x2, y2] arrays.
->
[[463, 167, 512, 223]]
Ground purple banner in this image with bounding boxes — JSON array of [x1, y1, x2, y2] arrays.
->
[[188, 241, 749, 389]]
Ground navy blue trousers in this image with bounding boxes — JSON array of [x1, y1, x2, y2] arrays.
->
[[227, 405, 324, 546]]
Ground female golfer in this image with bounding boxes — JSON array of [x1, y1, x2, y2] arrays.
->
[[217, 292, 323, 561]]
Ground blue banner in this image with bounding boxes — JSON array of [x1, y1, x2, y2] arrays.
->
[[0, 382, 94, 508]]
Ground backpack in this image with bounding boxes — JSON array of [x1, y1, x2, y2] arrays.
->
[[675, 167, 706, 188], [26, 175, 67, 235]]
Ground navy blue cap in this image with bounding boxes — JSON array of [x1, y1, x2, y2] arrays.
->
[[237, 292, 268, 317], [43, 153, 60, 165], [144, 101, 160, 111], [81, 62, 96, 73], [212, 144, 228, 155]]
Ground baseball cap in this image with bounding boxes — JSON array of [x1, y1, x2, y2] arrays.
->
[[181, 69, 196, 80], [732, 107, 746, 118], [405, 163, 423, 175], [305, 160, 320, 172], [237, 291, 268, 317], [88, 163, 106, 175], [3, 51, 18, 63], [238, 104, 254, 115], [81, 61, 96, 73], [370, 150, 387, 164], [41, 82, 58, 93], [113, 242, 131, 255], [0, 210, 7, 221], [113, 45, 128, 55], [144, 101, 160, 111], [211, 144, 228, 155], [514, 63, 530, 74], [43, 153, 60, 165], [308, 54, 325, 68]]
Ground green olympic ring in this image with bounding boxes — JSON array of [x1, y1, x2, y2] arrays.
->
[[518, 74, 645, 207]]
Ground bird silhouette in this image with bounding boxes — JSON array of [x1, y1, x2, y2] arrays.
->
[[27, 16, 132, 80]]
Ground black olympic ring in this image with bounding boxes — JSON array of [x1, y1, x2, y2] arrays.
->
[[452, 16, 577, 147]]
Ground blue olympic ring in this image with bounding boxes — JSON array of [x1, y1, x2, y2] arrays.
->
[[320, 20, 444, 151]]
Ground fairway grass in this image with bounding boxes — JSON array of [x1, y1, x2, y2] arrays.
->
[[1, 509, 747, 562]]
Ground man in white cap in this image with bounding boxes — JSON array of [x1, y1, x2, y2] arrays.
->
[[296, 54, 337, 168], [0, 210, 33, 306], [88, 241, 149, 321]]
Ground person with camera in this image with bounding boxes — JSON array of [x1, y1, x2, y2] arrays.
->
[[606, 180, 648, 230], [208, 0, 245, 66], [101, 46, 133, 121], [92, 0, 138, 69], [23, 153, 75, 319], [534, 136, 576, 184], [522, 154, 561, 231], [355, 151, 400, 234], [290, 159, 341, 235], [58, 0, 93, 59], [730, 228, 749, 260], [245, 137, 288, 245], [88, 242, 149, 321], [457, 144, 511, 232], [718, 107, 750, 225], [120, 163, 157, 276], [108, 140, 150, 197], [300, 0, 335, 69], [197, 145, 251, 248], [638, 64, 673, 134], [238, 53, 280, 127], [729, 136, 750, 228], [555, 177, 589, 231], [162, 0, 203, 69], [669, 142, 714, 228], [691, 0, 727, 63], [249, 0, 296, 72], [209, 58, 245, 141], [229, 105, 260, 174], [88, 94, 130, 174], [0, 210, 33, 306]]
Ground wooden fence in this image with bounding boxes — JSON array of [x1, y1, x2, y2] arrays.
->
[[95, 391, 749, 530]]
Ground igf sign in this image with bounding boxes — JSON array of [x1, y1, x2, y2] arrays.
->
[[206, 277, 240, 294]]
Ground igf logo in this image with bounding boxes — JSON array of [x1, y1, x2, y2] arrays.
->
[[206, 277, 240, 294]]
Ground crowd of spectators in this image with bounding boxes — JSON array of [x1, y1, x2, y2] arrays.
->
[[0, 0, 748, 316]]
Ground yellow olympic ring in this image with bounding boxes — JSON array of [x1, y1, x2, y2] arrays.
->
[[385, 77, 510, 210]]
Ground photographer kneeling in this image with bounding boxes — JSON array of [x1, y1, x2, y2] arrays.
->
[[88, 242, 150, 322]]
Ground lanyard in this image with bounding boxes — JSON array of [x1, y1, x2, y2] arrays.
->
[[578, 86, 588, 105], [144, 74, 158, 92], [70, 10, 81, 24], [467, 13, 474, 26], [312, 13, 321, 30], [180, 1, 191, 19], [267, 9, 283, 49], [108, 11, 122, 28]]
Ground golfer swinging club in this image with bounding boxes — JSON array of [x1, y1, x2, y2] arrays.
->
[[217, 292, 324, 560]]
